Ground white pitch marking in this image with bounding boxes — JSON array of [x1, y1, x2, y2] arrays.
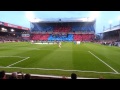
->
[[88, 51, 118, 74], [6, 57, 30, 67], [0, 56, 26, 58], [0, 66, 119, 74]]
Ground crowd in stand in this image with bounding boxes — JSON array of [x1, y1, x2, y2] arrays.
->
[[0, 70, 31, 79], [30, 24, 95, 42], [51, 33, 68, 38], [0, 70, 79, 79], [0, 36, 23, 42], [0, 70, 105, 79], [96, 37, 120, 46]]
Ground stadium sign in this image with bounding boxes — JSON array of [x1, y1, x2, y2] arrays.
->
[[21, 27, 29, 30], [8, 23, 18, 28], [22, 34, 30, 37]]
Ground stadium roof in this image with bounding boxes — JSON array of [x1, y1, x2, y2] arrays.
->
[[30, 17, 96, 23], [103, 25, 120, 33], [0, 21, 30, 30]]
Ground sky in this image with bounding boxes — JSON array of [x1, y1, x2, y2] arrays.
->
[[0, 11, 120, 34]]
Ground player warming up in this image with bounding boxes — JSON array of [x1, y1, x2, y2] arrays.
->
[[59, 41, 61, 48], [31, 40, 34, 44]]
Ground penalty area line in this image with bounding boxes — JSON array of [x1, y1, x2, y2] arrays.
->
[[88, 51, 118, 74], [6, 57, 30, 67]]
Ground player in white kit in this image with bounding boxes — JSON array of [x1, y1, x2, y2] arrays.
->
[[59, 41, 61, 48]]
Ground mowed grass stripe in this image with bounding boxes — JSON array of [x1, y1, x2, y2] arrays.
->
[[13, 43, 74, 69], [12, 43, 59, 67], [88, 51, 118, 73], [35, 43, 73, 69], [1, 42, 115, 72], [84, 43, 120, 72], [72, 43, 114, 72], [0, 42, 120, 78], [0, 57, 24, 66]]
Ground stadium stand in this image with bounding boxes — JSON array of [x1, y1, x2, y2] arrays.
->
[[30, 19, 95, 42], [31, 34, 50, 41]]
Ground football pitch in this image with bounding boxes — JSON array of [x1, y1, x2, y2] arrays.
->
[[0, 42, 120, 79]]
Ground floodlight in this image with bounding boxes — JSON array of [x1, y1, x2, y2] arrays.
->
[[11, 29, 14, 32], [25, 11, 35, 22], [89, 11, 100, 20]]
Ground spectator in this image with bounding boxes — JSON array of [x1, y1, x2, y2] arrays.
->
[[24, 74, 31, 79], [0, 70, 6, 79], [71, 73, 77, 79], [9, 72, 18, 79]]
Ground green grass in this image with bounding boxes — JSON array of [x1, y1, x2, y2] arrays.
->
[[0, 42, 120, 79]]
